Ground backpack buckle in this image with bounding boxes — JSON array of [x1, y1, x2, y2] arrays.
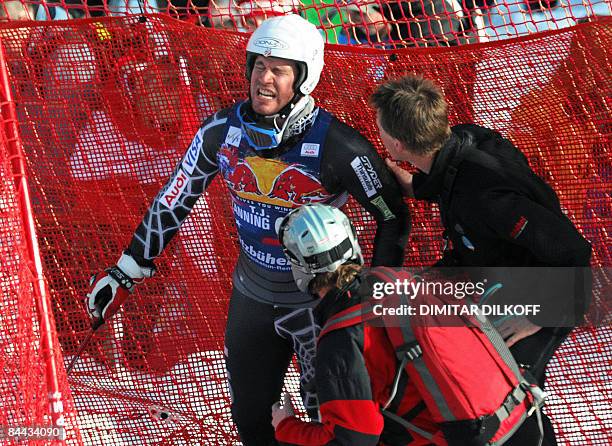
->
[[397, 341, 423, 362], [526, 384, 547, 416]]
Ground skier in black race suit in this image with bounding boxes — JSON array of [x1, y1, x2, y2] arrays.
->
[[86, 14, 409, 445]]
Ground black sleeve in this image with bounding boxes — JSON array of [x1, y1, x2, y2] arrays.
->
[[471, 190, 592, 326], [321, 119, 410, 267], [127, 109, 230, 264], [479, 190, 592, 267]]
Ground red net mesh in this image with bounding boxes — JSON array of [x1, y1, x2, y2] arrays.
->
[[0, 117, 48, 433], [0, 0, 610, 44], [0, 11, 609, 446], [0, 56, 81, 445]]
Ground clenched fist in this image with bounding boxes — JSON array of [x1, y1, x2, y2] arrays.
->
[[87, 252, 155, 326]]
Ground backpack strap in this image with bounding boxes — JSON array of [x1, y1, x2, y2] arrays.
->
[[319, 295, 437, 442], [439, 144, 465, 230], [369, 268, 458, 420], [473, 309, 546, 446], [381, 409, 436, 442], [318, 302, 371, 340]]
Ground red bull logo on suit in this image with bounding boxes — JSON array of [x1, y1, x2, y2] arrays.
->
[[219, 149, 332, 208], [228, 163, 260, 194], [268, 165, 328, 205]]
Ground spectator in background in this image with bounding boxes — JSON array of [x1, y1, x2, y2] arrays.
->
[[1, 0, 99, 190], [22, 3, 103, 157], [202, 0, 298, 31], [0, 0, 35, 22], [320, 0, 484, 123], [35, 0, 87, 20], [325, 1, 390, 46], [320, 0, 489, 48], [108, 0, 165, 16], [381, 0, 479, 47], [3, 0, 100, 162], [0, 1, 35, 61], [164, 0, 208, 22]]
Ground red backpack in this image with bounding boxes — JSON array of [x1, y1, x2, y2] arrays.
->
[[319, 267, 545, 446]]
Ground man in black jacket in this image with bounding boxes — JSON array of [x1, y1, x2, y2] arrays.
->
[[370, 74, 592, 445]]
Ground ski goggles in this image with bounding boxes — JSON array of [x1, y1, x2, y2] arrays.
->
[[237, 102, 284, 150], [302, 238, 353, 271]]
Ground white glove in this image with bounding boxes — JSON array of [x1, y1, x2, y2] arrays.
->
[[86, 253, 155, 326]]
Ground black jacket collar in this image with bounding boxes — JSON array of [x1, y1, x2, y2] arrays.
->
[[412, 130, 471, 201]]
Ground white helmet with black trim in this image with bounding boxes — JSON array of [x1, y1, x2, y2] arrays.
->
[[279, 203, 363, 294], [245, 14, 325, 96]]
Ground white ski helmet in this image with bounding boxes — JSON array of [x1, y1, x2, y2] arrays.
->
[[279, 203, 363, 294], [245, 14, 325, 95]]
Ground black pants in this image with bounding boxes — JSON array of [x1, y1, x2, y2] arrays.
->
[[224, 288, 320, 446], [506, 327, 573, 446]]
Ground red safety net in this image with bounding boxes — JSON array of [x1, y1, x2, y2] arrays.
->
[[0, 12, 610, 445], [0, 0, 610, 44], [0, 38, 81, 446]]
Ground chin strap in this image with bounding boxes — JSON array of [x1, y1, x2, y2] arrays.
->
[[284, 98, 318, 140]]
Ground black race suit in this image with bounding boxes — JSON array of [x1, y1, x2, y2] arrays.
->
[[125, 102, 410, 445]]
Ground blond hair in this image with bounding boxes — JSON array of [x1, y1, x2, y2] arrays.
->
[[310, 263, 362, 294]]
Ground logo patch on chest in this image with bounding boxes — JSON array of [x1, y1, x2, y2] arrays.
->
[[300, 143, 320, 157], [225, 126, 242, 147]]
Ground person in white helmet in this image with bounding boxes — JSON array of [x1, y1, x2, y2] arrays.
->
[[86, 14, 409, 444]]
